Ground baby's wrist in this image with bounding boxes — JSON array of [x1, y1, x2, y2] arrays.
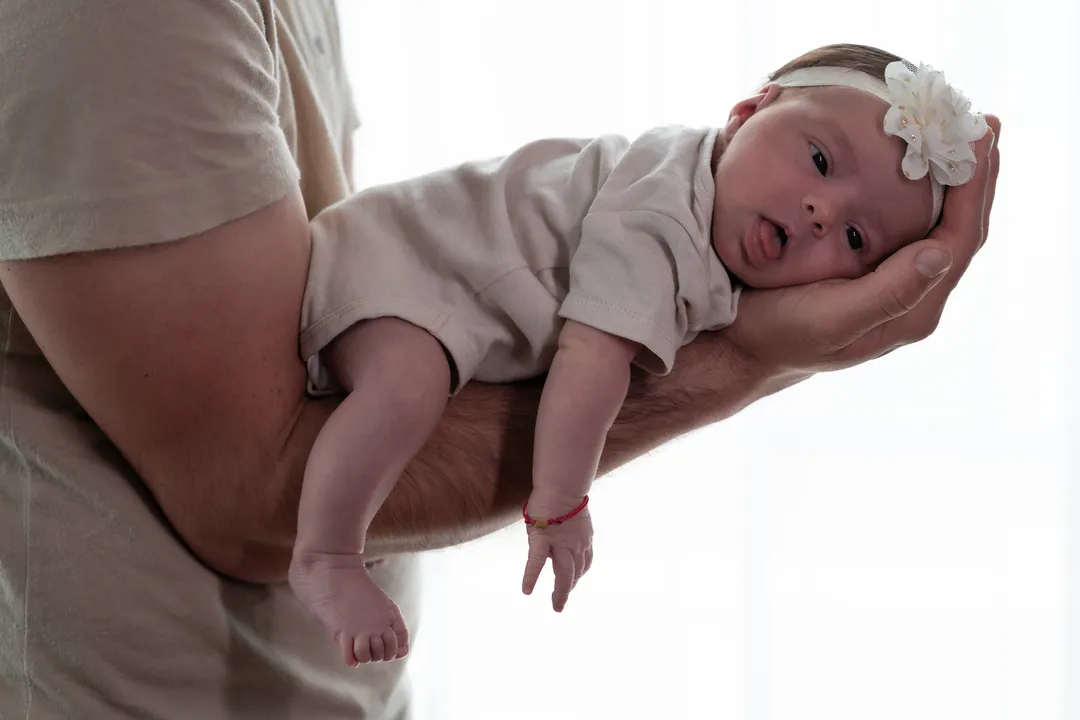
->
[[526, 491, 587, 518], [524, 494, 590, 529]]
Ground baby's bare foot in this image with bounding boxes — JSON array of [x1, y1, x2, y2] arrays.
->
[[289, 552, 410, 666]]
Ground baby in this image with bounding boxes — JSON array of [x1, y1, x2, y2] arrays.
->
[[287, 43, 988, 666]]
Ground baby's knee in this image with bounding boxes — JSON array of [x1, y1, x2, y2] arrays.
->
[[382, 362, 449, 423], [328, 317, 451, 396]]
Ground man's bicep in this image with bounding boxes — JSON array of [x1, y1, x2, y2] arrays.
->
[[0, 189, 313, 551]]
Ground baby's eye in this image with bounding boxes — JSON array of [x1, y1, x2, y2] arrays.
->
[[809, 142, 829, 175], [846, 227, 864, 251]]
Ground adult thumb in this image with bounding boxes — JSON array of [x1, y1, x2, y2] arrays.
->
[[913, 248, 952, 281], [839, 243, 952, 341]]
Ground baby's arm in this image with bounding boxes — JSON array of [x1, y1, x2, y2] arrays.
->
[[530, 320, 639, 511], [522, 320, 639, 610]]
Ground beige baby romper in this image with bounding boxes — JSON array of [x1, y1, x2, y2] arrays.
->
[[301, 126, 741, 393]]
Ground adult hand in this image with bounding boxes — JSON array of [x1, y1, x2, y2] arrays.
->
[[726, 115, 1001, 374]]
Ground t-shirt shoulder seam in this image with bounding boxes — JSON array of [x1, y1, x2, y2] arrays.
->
[[561, 295, 681, 347], [0, 150, 298, 260]]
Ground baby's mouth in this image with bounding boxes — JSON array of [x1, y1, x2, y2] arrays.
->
[[771, 220, 789, 248], [755, 218, 788, 263]]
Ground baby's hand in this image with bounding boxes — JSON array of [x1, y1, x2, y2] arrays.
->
[[521, 506, 593, 612]]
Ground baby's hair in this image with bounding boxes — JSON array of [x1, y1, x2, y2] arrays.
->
[[768, 43, 902, 82]]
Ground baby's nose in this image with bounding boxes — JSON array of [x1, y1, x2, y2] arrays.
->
[[803, 196, 838, 237]]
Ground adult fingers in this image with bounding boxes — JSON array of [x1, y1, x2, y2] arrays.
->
[[977, 115, 1001, 253], [808, 242, 952, 366], [929, 121, 998, 273], [831, 123, 998, 364]]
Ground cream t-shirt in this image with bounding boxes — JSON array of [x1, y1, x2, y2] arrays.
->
[[301, 126, 740, 394], [0, 2, 417, 718]]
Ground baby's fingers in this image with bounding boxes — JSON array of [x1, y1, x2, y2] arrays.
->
[[522, 539, 550, 595], [552, 548, 576, 612], [573, 544, 592, 587]]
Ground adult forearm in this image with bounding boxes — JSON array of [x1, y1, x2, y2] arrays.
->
[[213, 378, 545, 582], [217, 333, 802, 583], [601, 336, 804, 471]]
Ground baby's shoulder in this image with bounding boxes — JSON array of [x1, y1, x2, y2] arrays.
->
[[591, 126, 715, 201], [633, 125, 717, 154], [603, 125, 717, 183]]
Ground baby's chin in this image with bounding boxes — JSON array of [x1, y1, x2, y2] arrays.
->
[[713, 240, 779, 290], [727, 266, 790, 290], [721, 253, 809, 290]]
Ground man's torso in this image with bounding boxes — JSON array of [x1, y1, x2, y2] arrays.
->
[[0, 2, 418, 718]]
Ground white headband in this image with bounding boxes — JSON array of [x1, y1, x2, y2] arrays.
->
[[771, 60, 988, 231]]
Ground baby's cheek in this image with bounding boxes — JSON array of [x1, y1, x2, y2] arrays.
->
[[791, 247, 860, 285]]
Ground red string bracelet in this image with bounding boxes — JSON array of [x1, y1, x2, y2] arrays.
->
[[522, 496, 589, 529]]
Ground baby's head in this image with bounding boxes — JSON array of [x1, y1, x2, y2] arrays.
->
[[712, 44, 988, 289]]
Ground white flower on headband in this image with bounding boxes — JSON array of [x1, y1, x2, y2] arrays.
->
[[882, 61, 988, 187]]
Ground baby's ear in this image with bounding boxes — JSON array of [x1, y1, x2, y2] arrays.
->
[[725, 84, 783, 135]]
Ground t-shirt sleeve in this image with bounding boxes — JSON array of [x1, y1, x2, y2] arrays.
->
[[558, 209, 690, 375], [0, 0, 299, 260], [558, 127, 710, 375]]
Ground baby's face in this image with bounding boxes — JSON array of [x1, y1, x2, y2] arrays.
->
[[712, 85, 934, 289]]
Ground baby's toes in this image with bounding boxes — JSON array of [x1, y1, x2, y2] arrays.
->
[[380, 628, 399, 662], [336, 632, 358, 667], [392, 612, 410, 649], [394, 629, 410, 659], [350, 633, 373, 665], [368, 634, 386, 663]]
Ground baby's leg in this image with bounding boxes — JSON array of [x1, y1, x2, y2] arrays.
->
[[288, 317, 450, 666]]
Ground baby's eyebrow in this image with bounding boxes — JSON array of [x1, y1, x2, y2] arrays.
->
[[821, 118, 858, 170]]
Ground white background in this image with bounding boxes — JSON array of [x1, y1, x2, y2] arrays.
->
[[338, 1, 1078, 718]]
